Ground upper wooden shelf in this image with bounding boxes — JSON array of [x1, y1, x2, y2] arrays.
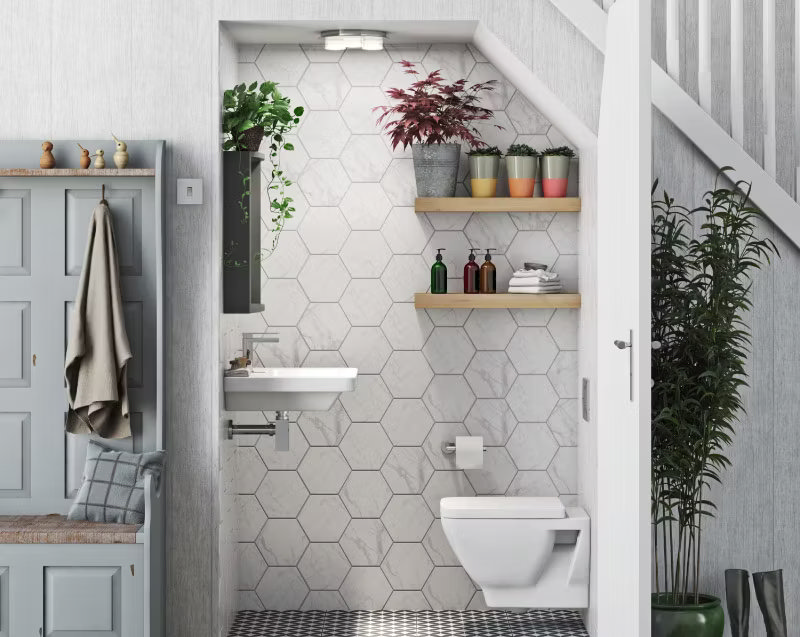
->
[[0, 168, 156, 177], [415, 197, 581, 213], [414, 293, 581, 309]]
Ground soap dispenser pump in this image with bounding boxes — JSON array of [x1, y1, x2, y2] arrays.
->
[[479, 248, 497, 294], [431, 248, 447, 294], [464, 248, 480, 294]]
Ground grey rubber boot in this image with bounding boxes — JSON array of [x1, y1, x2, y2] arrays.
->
[[753, 569, 787, 637], [725, 569, 750, 637]]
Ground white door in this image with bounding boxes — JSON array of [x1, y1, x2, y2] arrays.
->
[[594, 0, 651, 635]]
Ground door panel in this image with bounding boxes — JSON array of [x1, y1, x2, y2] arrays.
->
[[45, 566, 120, 636]]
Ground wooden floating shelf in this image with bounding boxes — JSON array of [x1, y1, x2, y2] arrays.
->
[[414, 293, 581, 309], [415, 197, 581, 213], [0, 168, 156, 177]]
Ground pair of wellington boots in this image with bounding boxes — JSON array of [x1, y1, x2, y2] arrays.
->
[[725, 569, 787, 637]]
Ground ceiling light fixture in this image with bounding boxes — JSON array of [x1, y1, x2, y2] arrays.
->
[[321, 29, 387, 51]]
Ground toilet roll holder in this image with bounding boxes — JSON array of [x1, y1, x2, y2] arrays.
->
[[441, 441, 487, 454]]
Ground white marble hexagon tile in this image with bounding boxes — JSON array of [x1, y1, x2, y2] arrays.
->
[[233, 42, 580, 613]]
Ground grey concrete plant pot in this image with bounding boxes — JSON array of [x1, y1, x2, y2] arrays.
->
[[411, 143, 461, 197]]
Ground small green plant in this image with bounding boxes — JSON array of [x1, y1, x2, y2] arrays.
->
[[466, 146, 502, 156], [505, 143, 538, 156], [541, 145, 575, 157]]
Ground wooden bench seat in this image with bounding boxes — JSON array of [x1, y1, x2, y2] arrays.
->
[[0, 514, 140, 544]]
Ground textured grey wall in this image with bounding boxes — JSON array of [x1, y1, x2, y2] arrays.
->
[[652, 2, 799, 635], [230, 42, 580, 611]]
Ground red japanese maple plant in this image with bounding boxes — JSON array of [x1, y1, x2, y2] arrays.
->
[[375, 60, 500, 150]]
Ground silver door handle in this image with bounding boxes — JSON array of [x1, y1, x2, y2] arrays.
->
[[614, 330, 634, 401], [614, 339, 631, 349]]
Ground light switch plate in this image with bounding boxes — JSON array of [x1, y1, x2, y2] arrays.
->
[[177, 178, 203, 205]]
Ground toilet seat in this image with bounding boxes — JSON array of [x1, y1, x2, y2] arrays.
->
[[440, 496, 566, 519]]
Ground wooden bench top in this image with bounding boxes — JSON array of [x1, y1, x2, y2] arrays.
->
[[0, 515, 140, 544]]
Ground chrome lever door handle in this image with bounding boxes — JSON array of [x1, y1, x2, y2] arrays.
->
[[614, 339, 631, 349]]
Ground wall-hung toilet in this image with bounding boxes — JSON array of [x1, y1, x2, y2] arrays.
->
[[440, 496, 590, 609]]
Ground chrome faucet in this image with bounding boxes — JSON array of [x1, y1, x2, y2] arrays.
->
[[242, 332, 280, 360]]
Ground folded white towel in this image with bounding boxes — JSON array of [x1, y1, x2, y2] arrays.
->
[[509, 279, 562, 288], [508, 285, 564, 294], [511, 269, 560, 281]]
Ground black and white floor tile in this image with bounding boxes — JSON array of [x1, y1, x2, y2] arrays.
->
[[229, 610, 588, 637]]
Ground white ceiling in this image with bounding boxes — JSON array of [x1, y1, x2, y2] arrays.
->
[[222, 20, 479, 45]]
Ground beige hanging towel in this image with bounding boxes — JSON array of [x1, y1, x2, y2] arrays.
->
[[65, 200, 132, 439]]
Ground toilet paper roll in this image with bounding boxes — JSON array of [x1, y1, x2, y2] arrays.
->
[[455, 436, 483, 469]]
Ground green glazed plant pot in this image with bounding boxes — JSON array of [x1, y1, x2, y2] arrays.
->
[[651, 594, 724, 637]]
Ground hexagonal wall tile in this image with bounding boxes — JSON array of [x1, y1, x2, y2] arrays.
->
[[299, 111, 351, 158], [547, 211, 579, 254], [506, 376, 559, 422], [340, 327, 392, 374], [340, 231, 392, 278], [506, 231, 559, 273], [422, 44, 475, 82], [465, 447, 517, 494], [507, 328, 559, 374], [257, 518, 309, 566], [422, 327, 475, 375], [256, 567, 309, 610], [238, 591, 265, 611], [255, 45, 308, 85], [340, 422, 392, 470], [267, 180, 309, 231], [464, 399, 517, 446], [423, 567, 475, 610], [340, 48, 392, 85], [470, 112, 516, 162], [298, 400, 351, 446], [381, 351, 434, 398], [422, 231, 472, 276], [256, 471, 309, 518], [380, 159, 416, 206], [262, 279, 308, 326], [238, 542, 267, 589], [381, 62, 421, 96], [298, 255, 350, 302], [237, 494, 267, 542], [298, 303, 351, 350], [261, 231, 308, 279], [464, 308, 517, 350], [547, 351, 578, 398], [552, 254, 578, 293], [425, 308, 471, 327], [510, 307, 555, 327], [464, 351, 517, 398], [340, 375, 392, 421], [236, 447, 267, 494], [298, 543, 350, 590], [298, 159, 350, 206], [381, 255, 430, 302], [548, 447, 578, 494], [423, 422, 469, 470], [381, 207, 434, 254], [382, 447, 434, 494], [301, 591, 348, 611], [381, 303, 433, 350], [382, 494, 434, 542], [341, 86, 387, 134], [423, 376, 475, 422], [548, 398, 579, 446], [340, 183, 392, 230], [298, 447, 350, 494], [300, 44, 343, 62], [464, 213, 518, 254], [298, 495, 350, 541], [506, 92, 551, 134], [385, 591, 432, 610], [250, 327, 309, 368], [381, 399, 434, 446], [506, 470, 559, 497], [423, 519, 460, 566], [547, 308, 578, 350], [339, 280, 392, 327], [422, 471, 475, 516], [340, 519, 392, 566], [341, 136, 392, 182], [466, 63, 514, 110], [298, 206, 350, 254], [256, 424, 309, 470], [297, 63, 350, 109], [303, 351, 347, 368], [382, 543, 434, 590], [506, 422, 558, 470], [509, 208, 553, 231], [340, 568, 392, 610], [238, 62, 263, 86], [340, 471, 392, 518]]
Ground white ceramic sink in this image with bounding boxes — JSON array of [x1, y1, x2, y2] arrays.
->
[[224, 367, 358, 411]]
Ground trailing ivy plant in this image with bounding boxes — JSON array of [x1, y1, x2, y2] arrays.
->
[[651, 169, 778, 606]]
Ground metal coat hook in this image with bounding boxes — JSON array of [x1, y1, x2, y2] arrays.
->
[[100, 184, 107, 204]]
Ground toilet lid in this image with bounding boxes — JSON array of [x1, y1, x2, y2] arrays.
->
[[440, 497, 566, 519]]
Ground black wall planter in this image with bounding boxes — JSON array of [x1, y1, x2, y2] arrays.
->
[[223, 151, 265, 313]]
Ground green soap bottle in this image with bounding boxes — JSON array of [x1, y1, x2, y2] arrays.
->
[[431, 248, 447, 294]]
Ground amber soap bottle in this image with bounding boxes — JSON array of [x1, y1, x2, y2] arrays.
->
[[479, 248, 497, 293], [463, 248, 480, 294]]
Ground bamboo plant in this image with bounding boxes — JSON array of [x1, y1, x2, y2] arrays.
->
[[651, 169, 777, 605]]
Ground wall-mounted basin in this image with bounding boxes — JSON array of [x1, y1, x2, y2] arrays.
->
[[224, 367, 358, 411]]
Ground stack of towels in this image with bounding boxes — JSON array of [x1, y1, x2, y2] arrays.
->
[[508, 268, 562, 294]]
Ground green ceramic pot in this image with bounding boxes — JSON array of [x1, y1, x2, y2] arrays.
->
[[651, 594, 724, 637]]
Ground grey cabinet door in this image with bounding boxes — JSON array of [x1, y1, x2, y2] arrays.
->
[[0, 177, 158, 513]]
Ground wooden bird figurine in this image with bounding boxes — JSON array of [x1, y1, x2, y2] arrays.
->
[[111, 133, 129, 169], [93, 149, 105, 169], [40, 141, 55, 169], [77, 144, 91, 169]]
